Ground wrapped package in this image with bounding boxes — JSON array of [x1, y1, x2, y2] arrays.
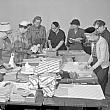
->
[[39, 75, 56, 97], [28, 75, 38, 90], [28, 74, 56, 97], [35, 60, 60, 74]]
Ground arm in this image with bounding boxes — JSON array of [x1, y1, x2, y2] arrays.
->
[[42, 27, 46, 48], [26, 29, 32, 49], [87, 54, 93, 65], [66, 30, 72, 46], [48, 40, 52, 49], [54, 30, 66, 50], [54, 40, 64, 50]]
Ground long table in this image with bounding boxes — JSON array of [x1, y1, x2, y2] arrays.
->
[[0, 50, 108, 110]]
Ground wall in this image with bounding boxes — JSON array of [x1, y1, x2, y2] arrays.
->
[[0, 0, 110, 35]]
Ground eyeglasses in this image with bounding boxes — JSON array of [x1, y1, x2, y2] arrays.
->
[[95, 25, 100, 30]]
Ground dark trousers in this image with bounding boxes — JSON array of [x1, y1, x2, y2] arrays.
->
[[91, 57, 109, 94]]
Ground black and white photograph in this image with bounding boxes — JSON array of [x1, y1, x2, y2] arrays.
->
[[0, 0, 110, 110]]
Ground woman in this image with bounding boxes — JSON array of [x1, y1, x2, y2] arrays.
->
[[48, 22, 67, 51], [67, 19, 86, 50]]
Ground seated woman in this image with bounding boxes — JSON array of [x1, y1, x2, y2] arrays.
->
[[48, 22, 67, 51]]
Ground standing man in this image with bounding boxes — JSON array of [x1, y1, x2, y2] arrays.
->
[[93, 20, 110, 60], [67, 19, 85, 50], [27, 16, 46, 51], [84, 27, 109, 94]]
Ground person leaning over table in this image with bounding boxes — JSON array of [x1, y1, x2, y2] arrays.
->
[[12, 21, 31, 63], [48, 21, 67, 51], [27, 16, 46, 51], [84, 27, 109, 94], [93, 20, 110, 61], [66, 19, 86, 50]]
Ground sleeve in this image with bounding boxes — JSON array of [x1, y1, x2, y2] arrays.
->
[[81, 30, 86, 43], [66, 30, 71, 46], [48, 30, 52, 41], [42, 27, 46, 47], [26, 28, 32, 48], [88, 54, 93, 65], [60, 31, 66, 41], [92, 40, 107, 69]]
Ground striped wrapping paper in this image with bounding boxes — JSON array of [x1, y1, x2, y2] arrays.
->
[[34, 60, 60, 74], [28, 74, 56, 97]]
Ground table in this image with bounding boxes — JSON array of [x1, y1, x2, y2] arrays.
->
[[43, 84, 108, 110], [58, 50, 90, 62], [0, 52, 108, 110]]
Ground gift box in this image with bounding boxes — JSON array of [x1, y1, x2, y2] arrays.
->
[[28, 74, 56, 97], [39, 75, 56, 97]]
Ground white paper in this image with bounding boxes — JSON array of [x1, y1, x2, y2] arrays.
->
[[54, 84, 105, 100]]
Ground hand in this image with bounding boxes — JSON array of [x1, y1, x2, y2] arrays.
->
[[49, 46, 52, 50], [51, 48, 57, 51], [68, 38, 75, 43], [75, 38, 82, 43], [83, 63, 91, 70], [88, 67, 94, 71]]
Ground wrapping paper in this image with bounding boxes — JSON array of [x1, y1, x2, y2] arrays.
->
[[0, 82, 14, 102], [39, 75, 56, 97], [28, 74, 56, 97], [35, 60, 60, 74]]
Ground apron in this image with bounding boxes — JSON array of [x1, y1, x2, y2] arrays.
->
[[91, 56, 109, 94]]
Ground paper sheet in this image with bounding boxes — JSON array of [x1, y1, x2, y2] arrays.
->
[[62, 62, 92, 75], [54, 84, 105, 100]]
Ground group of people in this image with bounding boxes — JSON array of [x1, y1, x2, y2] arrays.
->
[[0, 16, 110, 94]]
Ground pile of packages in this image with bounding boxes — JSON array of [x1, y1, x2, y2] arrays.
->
[[28, 73, 56, 97]]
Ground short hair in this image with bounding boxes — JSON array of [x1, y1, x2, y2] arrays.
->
[[33, 16, 42, 23], [70, 19, 80, 26], [52, 22, 59, 27], [93, 20, 105, 27]]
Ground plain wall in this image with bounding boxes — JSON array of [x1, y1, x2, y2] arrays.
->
[[0, 0, 110, 35]]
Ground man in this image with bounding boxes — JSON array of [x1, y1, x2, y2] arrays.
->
[[84, 27, 109, 94], [93, 20, 110, 60], [12, 21, 31, 63], [48, 22, 67, 51], [67, 19, 85, 50], [27, 16, 46, 51]]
